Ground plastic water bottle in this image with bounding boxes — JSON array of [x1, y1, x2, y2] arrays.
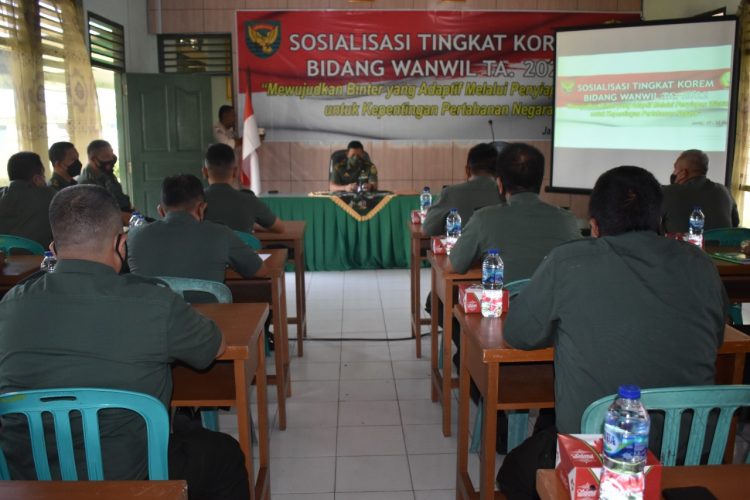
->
[[129, 211, 146, 229], [600, 385, 650, 500], [687, 206, 705, 248], [481, 249, 504, 318], [419, 187, 432, 222], [445, 208, 461, 254], [40, 251, 57, 272]]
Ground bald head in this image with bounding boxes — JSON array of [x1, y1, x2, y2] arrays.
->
[[49, 185, 122, 254]]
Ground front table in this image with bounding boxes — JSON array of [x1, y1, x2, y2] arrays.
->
[[428, 251, 482, 436], [454, 305, 750, 500], [536, 465, 750, 500], [172, 302, 271, 500], [409, 223, 430, 358], [255, 221, 307, 357]]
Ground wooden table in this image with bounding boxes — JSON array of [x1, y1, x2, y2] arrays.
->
[[428, 251, 482, 436], [708, 246, 750, 302], [409, 223, 431, 358], [172, 302, 270, 500], [0, 480, 188, 499], [255, 221, 307, 357], [0, 254, 42, 296], [455, 306, 750, 500], [536, 465, 750, 500], [225, 248, 291, 431]]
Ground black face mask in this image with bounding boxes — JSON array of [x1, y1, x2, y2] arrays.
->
[[67, 159, 82, 177], [115, 233, 128, 269], [669, 173, 677, 185], [97, 155, 118, 172]]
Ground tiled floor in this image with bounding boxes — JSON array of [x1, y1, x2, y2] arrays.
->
[[215, 268, 502, 499]]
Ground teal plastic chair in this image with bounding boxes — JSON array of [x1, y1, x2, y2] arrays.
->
[[0, 234, 45, 256], [0, 388, 169, 480], [580, 385, 750, 466], [457, 279, 531, 454], [156, 276, 233, 305], [703, 227, 750, 247], [233, 230, 262, 250]]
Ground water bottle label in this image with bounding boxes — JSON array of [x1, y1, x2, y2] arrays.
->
[[604, 423, 648, 462], [482, 267, 504, 287]]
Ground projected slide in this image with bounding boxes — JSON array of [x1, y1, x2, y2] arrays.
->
[[552, 19, 737, 190]]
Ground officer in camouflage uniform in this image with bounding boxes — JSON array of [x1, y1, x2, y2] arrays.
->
[[329, 140, 378, 192]]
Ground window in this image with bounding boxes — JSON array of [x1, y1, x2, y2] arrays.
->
[[158, 34, 231, 75], [88, 12, 124, 72]]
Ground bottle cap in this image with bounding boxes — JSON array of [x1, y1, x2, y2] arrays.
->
[[43, 251, 54, 257], [487, 248, 499, 254], [692, 206, 702, 211], [450, 208, 458, 212], [423, 186, 430, 191], [617, 384, 641, 399]]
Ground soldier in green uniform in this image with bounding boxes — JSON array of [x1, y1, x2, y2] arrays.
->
[[421, 143, 503, 237], [329, 140, 378, 192], [0, 151, 55, 247], [203, 143, 284, 234], [78, 139, 133, 214], [0, 185, 250, 499], [47, 141, 81, 191], [128, 174, 263, 288], [448, 143, 581, 278]]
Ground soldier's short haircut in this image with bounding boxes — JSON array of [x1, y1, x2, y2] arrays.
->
[[219, 105, 234, 121], [347, 140, 364, 151], [677, 149, 709, 175], [204, 143, 235, 179], [161, 174, 205, 209], [467, 143, 499, 176], [495, 142, 544, 193], [7, 152, 44, 182], [48, 142, 75, 166], [49, 185, 122, 251], [589, 165, 662, 236], [86, 139, 112, 158]]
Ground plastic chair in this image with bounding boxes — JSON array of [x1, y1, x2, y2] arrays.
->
[[0, 234, 45, 256], [0, 388, 169, 480], [703, 227, 750, 247], [156, 276, 233, 304], [233, 230, 262, 250], [580, 385, 750, 466]]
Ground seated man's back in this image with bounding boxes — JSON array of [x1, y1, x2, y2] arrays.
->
[[422, 143, 503, 236], [128, 175, 262, 283], [0, 185, 222, 480], [0, 152, 55, 247], [661, 149, 739, 232], [449, 143, 580, 278], [202, 143, 282, 233]]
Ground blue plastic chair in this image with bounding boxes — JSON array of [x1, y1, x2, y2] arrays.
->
[[0, 388, 169, 480], [156, 276, 233, 305], [703, 227, 750, 247], [453, 279, 531, 454], [233, 230, 262, 250], [0, 234, 45, 256], [580, 385, 750, 466]]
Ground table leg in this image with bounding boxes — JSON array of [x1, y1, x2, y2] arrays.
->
[[295, 240, 306, 356], [480, 363, 500, 500], [234, 359, 253, 480], [271, 275, 288, 430], [457, 333, 471, 500], [411, 235, 422, 358], [254, 329, 270, 500], [442, 279, 454, 437], [430, 266, 439, 402], [281, 276, 291, 398]]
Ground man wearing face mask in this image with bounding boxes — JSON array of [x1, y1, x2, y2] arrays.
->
[[78, 139, 133, 213], [48, 142, 82, 191], [127, 174, 263, 298], [329, 140, 378, 192], [0, 152, 55, 247]]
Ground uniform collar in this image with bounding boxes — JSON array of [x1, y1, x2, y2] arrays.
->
[[55, 259, 118, 275], [8, 179, 36, 190], [683, 175, 709, 186], [164, 211, 199, 224], [467, 175, 496, 186], [207, 182, 235, 192], [507, 192, 540, 205]]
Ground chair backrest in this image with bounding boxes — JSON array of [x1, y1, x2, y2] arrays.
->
[[703, 227, 750, 247], [233, 230, 262, 250], [0, 235, 45, 256], [580, 385, 750, 466], [0, 388, 170, 480], [156, 276, 232, 304], [504, 278, 530, 298], [328, 149, 372, 180]]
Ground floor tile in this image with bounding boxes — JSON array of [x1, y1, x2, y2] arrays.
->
[[398, 399, 443, 425], [292, 380, 340, 402], [270, 426, 337, 458], [343, 309, 386, 332], [282, 401, 338, 428], [392, 360, 431, 379], [338, 401, 402, 426], [337, 425, 406, 456], [404, 424, 457, 454], [341, 361, 393, 380], [303, 341, 342, 362], [336, 493, 414, 500], [413, 490, 453, 500], [273, 494, 334, 500], [341, 342, 391, 362], [291, 361, 341, 381], [336, 455, 412, 492], [407, 453, 456, 490], [395, 379, 432, 400], [388, 341, 421, 361], [271, 457, 336, 494], [340, 379, 397, 401]]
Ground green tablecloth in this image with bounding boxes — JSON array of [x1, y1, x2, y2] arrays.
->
[[261, 194, 419, 271]]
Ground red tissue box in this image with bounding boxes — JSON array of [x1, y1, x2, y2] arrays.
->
[[431, 236, 447, 255], [458, 284, 483, 314], [556, 434, 662, 500], [410, 210, 421, 224]]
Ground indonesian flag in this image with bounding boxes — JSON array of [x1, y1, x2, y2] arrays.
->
[[241, 83, 262, 193]]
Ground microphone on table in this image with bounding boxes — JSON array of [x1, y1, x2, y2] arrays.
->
[[488, 119, 496, 143]]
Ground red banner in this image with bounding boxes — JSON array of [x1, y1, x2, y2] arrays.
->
[[236, 10, 640, 141]]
